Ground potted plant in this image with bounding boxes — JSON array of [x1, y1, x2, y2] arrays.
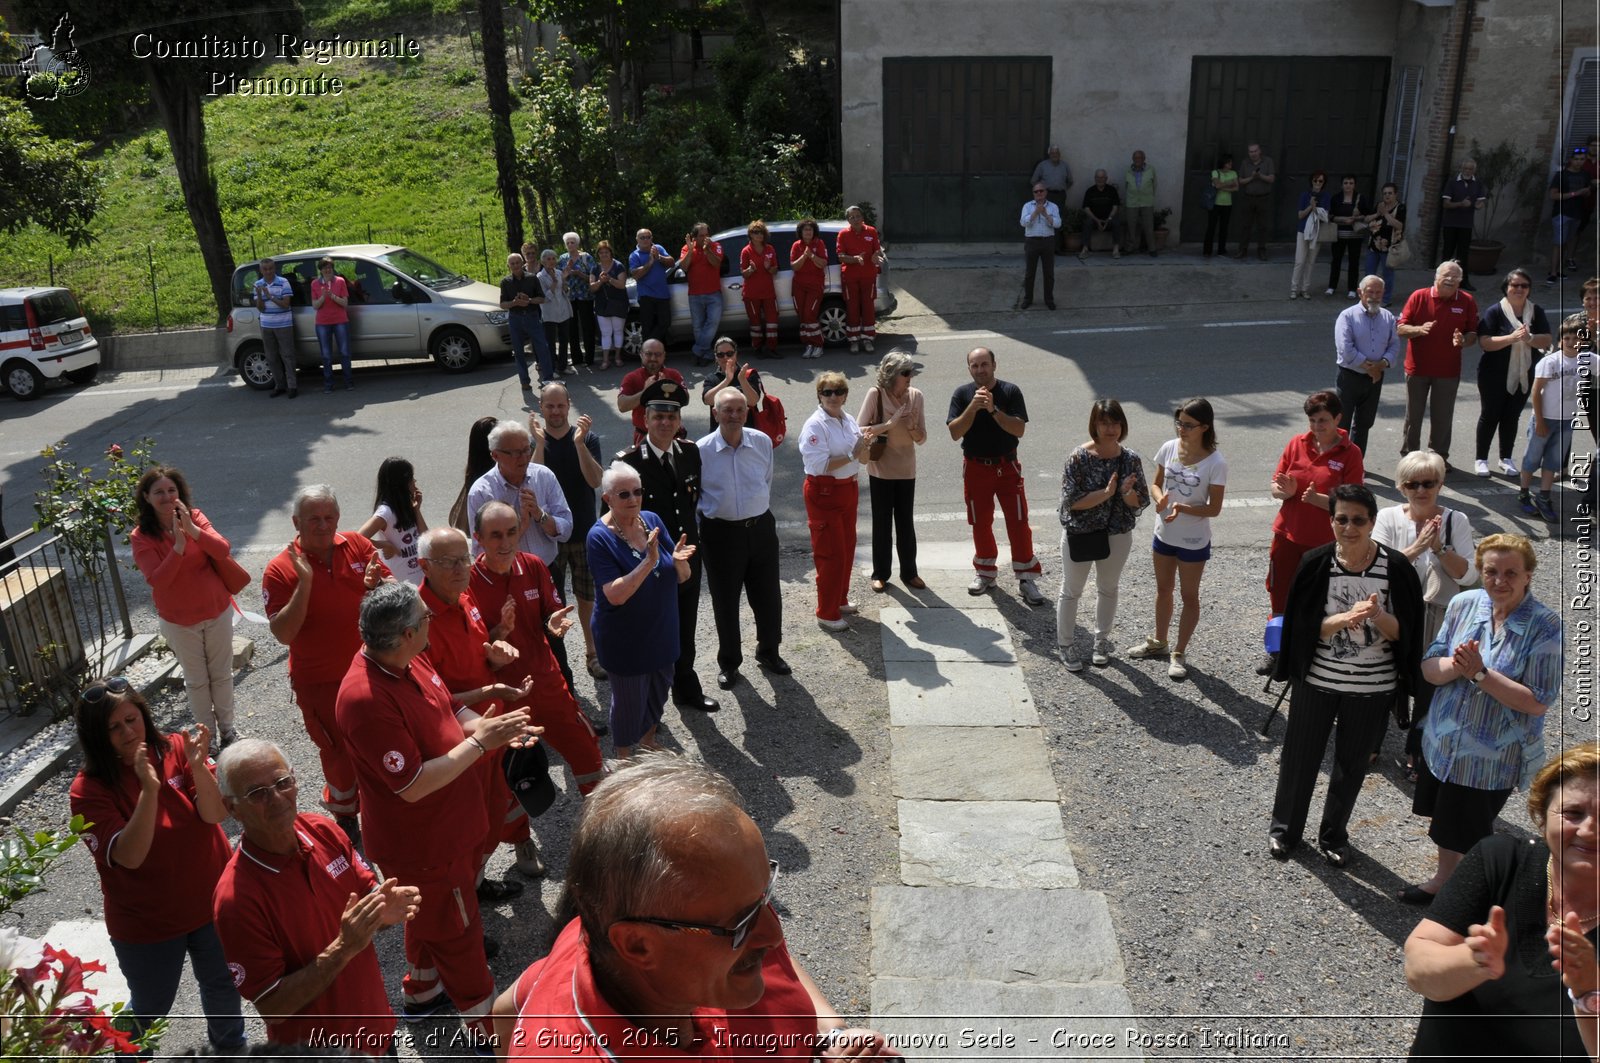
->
[[1153, 207, 1173, 250], [1467, 138, 1544, 276], [1061, 206, 1084, 253]]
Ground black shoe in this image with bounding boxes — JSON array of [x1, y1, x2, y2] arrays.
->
[[287, 390, 298, 398], [717, 669, 743, 690], [1045, 301, 1056, 310], [1268, 836, 1294, 861], [1019, 300, 1031, 309], [482, 934, 500, 960], [755, 652, 792, 676], [1397, 884, 1437, 905], [476, 877, 524, 903], [1255, 651, 1278, 677], [270, 389, 285, 397], [675, 692, 719, 712], [1320, 844, 1350, 868], [401, 995, 455, 1024]]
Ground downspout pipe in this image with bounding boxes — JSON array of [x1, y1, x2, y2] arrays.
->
[[1433, 0, 1477, 266]]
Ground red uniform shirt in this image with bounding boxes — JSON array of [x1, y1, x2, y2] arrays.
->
[[620, 367, 687, 437], [466, 554, 563, 685], [419, 582, 497, 699], [836, 226, 881, 281], [262, 533, 380, 685], [335, 652, 487, 868], [740, 244, 778, 302], [130, 508, 233, 626], [1399, 286, 1479, 378], [507, 920, 816, 1061], [789, 238, 827, 289], [1271, 430, 1365, 545], [69, 736, 231, 943], [680, 240, 725, 296], [213, 814, 393, 1056]]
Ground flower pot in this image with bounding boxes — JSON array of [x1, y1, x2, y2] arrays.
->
[[1064, 232, 1083, 253], [1467, 240, 1504, 277], [1154, 229, 1169, 251]]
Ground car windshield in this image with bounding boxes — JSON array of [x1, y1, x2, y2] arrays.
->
[[27, 290, 82, 325], [376, 249, 470, 291]]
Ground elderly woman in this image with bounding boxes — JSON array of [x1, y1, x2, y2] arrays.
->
[[1474, 268, 1553, 478], [1056, 398, 1150, 671], [1400, 533, 1564, 905], [558, 232, 598, 367], [537, 249, 575, 375], [68, 678, 244, 1053], [1259, 390, 1366, 674], [1404, 741, 1600, 1061], [858, 351, 929, 593], [131, 466, 241, 747], [1374, 449, 1478, 780], [800, 371, 889, 632], [586, 461, 695, 755]]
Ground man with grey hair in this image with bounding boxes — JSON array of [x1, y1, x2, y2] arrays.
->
[[1396, 260, 1479, 461], [498, 251, 549, 392], [1332, 275, 1400, 454], [262, 485, 389, 842], [1030, 145, 1073, 254], [253, 257, 297, 398], [212, 738, 419, 1055], [335, 580, 538, 1040], [490, 754, 899, 1061]]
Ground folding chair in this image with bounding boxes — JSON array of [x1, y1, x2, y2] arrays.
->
[[1259, 615, 1290, 735]]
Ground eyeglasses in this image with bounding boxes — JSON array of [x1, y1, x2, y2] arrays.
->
[[620, 860, 780, 949], [611, 488, 644, 501], [1401, 480, 1439, 491], [1331, 515, 1371, 527], [1507, 283, 1530, 290], [1174, 419, 1202, 431], [495, 446, 533, 458], [819, 388, 849, 398], [239, 771, 297, 805], [83, 676, 132, 704], [428, 555, 471, 569]]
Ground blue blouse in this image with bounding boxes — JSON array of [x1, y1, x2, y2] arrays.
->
[[585, 511, 680, 676], [1421, 589, 1564, 790]]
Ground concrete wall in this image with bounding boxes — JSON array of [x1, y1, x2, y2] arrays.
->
[[840, 0, 1403, 239]]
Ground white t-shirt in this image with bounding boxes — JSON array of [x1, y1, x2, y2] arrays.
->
[[1533, 350, 1593, 421], [370, 504, 423, 585], [1152, 439, 1228, 551]]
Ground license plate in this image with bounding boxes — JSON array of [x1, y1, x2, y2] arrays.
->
[[55, 330, 81, 345]]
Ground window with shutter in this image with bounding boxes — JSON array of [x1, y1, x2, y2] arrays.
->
[[1565, 57, 1599, 151]]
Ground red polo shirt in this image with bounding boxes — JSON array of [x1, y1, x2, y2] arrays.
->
[[740, 244, 778, 301], [836, 226, 881, 281], [69, 736, 231, 943], [1399, 286, 1479, 378], [262, 533, 381, 686], [419, 582, 497, 700], [1271, 430, 1365, 545], [620, 367, 687, 437], [467, 553, 564, 684], [213, 814, 393, 1056], [335, 652, 487, 869], [680, 240, 725, 297], [508, 920, 816, 1061]]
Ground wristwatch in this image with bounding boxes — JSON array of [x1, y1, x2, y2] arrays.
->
[[1570, 987, 1600, 1015], [1468, 668, 1488, 685]]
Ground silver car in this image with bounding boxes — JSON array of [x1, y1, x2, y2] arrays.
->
[[225, 245, 511, 389]]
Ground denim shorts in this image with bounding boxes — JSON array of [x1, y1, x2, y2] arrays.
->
[[1151, 534, 1211, 563], [1522, 417, 1575, 473]]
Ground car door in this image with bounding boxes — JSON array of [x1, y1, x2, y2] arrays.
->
[[275, 259, 321, 359], [768, 227, 797, 321], [346, 259, 422, 355], [718, 234, 748, 323]]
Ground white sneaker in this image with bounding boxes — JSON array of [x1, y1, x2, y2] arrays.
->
[[863, 339, 875, 353], [1091, 639, 1113, 667], [1324, 288, 1334, 296], [1499, 458, 1519, 477], [849, 341, 861, 354], [1112, 248, 1121, 259], [968, 575, 996, 595], [1474, 459, 1491, 477], [1061, 644, 1085, 672], [817, 616, 850, 633], [1019, 580, 1047, 607], [1346, 290, 1358, 299], [1167, 652, 1189, 680]]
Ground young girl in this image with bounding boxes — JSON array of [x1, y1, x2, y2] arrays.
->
[[358, 456, 427, 585]]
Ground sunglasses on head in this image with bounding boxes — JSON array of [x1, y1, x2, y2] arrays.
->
[[83, 676, 132, 704]]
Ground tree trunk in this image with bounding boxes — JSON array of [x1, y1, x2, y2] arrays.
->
[[145, 62, 234, 326], [478, 0, 524, 252]]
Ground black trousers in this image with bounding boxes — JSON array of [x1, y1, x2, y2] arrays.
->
[[1475, 376, 1532, 461], [1202, 205, 1231, 255], [1047, 190, 1068, 252], [672, 556, 705, 700], [1022, 236, 1054, 304], [868, 475, 918, 581], [1440, 226, 1474, 274], [1327, 237, 1362, 291], [638, 296, 671, 344], [1270, 682, 1392, 849], [1334, 366, 1383, 454], [570, 299, 597, 362], [699, 511, 783, 671]]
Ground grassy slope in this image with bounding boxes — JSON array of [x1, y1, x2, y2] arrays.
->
[[0, 1, 509, 331]]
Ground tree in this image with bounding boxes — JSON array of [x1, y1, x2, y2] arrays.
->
[[516, 40, 624, 244], [12, 0, 305, 324], [478, 0, 524, 251], [0, 96, 102, 248]]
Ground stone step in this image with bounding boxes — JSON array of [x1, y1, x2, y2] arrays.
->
[[871, 976, 1137, 1061], [885, 661, 1038, 727], [880, 607, 1015, 663], [899, 799, 1077, 889], [892, 726, 1057, 801]]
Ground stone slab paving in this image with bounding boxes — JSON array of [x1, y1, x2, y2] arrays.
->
[[871, 978, 1137, 1062], [898, 799, 1077, 889], [40, 919, 130, 1006], [879, 607, 1015, 663], [891, 727, 1057, 801], [884, 661, 1038, 727]]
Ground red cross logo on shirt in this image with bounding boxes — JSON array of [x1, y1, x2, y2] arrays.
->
[[383, 750, 406, 774]]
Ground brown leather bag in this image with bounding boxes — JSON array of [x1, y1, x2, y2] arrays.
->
[[210, 554, 251, 596], [866, 391, 889, 463]]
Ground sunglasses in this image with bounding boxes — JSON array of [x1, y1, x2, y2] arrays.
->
[[1401, 480, 1439, 491], [612, 488, 644, 501], [819, 388, 849, 398], [899, 370, 914, 378], [83, 676, 132, 704], [240, 771, 297, 805], [620, 860, 780, 949], [1331, 515, 1371, 527]]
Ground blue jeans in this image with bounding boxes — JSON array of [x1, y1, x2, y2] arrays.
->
[[688, 293, 722, 360], [509, 313, 552, 385], [316, 321, 352, 387], [1523, 417, 1575, 474], [111, 923, 245, 1055], [1360, 249, 1394, 304]]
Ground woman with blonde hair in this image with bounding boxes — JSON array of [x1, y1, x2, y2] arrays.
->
[[858, 350, 928, 592], [800, 370, 890, 631]]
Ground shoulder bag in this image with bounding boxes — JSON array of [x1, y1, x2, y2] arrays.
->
[[752, 392, 787, 446], [1065, 451, 1131, 563], [209, 552, 252, 596], [1421, 508, 1461, 606], [1202, 173, 1217, 212], [1386, 225, 1413, 268], [866, 391, 889, 463]]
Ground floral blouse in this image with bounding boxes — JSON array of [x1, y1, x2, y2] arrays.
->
[[1058, 445, 1150, 535]]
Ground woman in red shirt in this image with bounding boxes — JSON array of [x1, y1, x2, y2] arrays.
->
[[68, 678, 242, 1053], [741, 219, 780, 358], [131, 466, 241, 747], [790, 217, 828, 358]]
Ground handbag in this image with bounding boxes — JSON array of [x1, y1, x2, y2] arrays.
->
[[209, 553, 251, 596], [1386, 230, 1413, 268], [751, 392, 787, 446], [1202, 172, 1218, 212], [1421, 509, 1460, 605], [866, 391, 889, 463], [1063, 451, 1131, 563]]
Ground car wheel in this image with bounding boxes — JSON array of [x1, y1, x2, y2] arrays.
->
[[3, 360, 44, 401], [64, 364, 100, 385], [234, 342, 276, 391], [622, 314, 643, 358], [431, 326, 481, 373], [818, 297, 849, 347]]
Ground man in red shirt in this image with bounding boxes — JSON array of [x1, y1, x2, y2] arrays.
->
[[490, 755, 899, 1062], [335, 581, 537, 1044], [1396, 260, 1479, 462], [836, 206, 886, 354], [678, 221, 725, 367], [261, 485, 387, 837], [616, 339, 686, 447], [213, 738, 419, 1057]]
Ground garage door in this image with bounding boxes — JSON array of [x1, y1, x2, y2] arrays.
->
[[883, 57, 1052, 242]]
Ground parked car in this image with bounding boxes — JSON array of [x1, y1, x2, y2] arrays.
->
[[621, 219, 897, 355], [225, 245, 511, 389], [0, 287, 100, 401]]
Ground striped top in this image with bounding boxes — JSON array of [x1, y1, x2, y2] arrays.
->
[[1306, 549, 1397, 694]]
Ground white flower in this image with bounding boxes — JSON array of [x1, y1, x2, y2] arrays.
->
[[0, 926, 44, 973]]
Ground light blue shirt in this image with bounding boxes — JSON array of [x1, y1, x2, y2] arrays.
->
[[696, 428, 774, 520], [256, 275, 294, 330], [465, 463, 573, 563], [1020, 199, 1061, 238], [1421, 589, 1564, 790], [1334, 301, 1401, 371], [629, 245, 671, 300]]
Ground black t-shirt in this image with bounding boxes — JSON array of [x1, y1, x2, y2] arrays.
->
[[1553, 168, 1591, 219], [700, 366, 765, 434], [499, 272, 543, 318], [1082, 184, 1121, 221], [947, 379, 1028, 458], [539, 428, 603, 535], [1409, 835, 1594, 1061]]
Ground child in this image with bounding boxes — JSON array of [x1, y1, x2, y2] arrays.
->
[[358, 456, 427, 584], [1519, 317, 1592, 521]]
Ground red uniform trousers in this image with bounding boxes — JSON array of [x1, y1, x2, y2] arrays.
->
[[478, 748, 530, 860], [842, 274, 877, 341], [390, 849, 495, 1037], [509, 677, 605, 795], [293, 679, 359, 815], [962, 456, 1041, 580], [793, 284, 824, 345], [744, 298, 778, 351], [1266, 535, 1316, 617], [804, 475, 858, 621]]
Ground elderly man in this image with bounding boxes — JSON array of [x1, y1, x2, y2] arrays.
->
[[1031, 145, 1073, 254], [490, 755, 900, 1062], [1122, 150, 1158, 257], [1019, 183, 1059, 311], [629, 228, 675, 345], [335, 582, 536, 1042], [678, 222, 725, 366], [1079, 168, 1123, 260], [213, 739, 419, 1056], [617, 338, 687, 447], [253, 257, 297, 398], [262, 485, 388, 840], [619, 380, 718, 712], [499, 252, 550, 393], [1397, 261, 1479, 462], [1333, 275, 1401, 455], [1233, 142, 1276, 261], [1439, 158, 1486, 288], [534, 382, 606, 679], [697, 387, 789, 688]]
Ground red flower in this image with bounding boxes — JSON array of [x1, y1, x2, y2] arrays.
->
[[106, 444, 124, 459]]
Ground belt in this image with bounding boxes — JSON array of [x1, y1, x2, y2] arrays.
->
[[704, 512, 769, 528], [965, 453, 1017, 466]]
